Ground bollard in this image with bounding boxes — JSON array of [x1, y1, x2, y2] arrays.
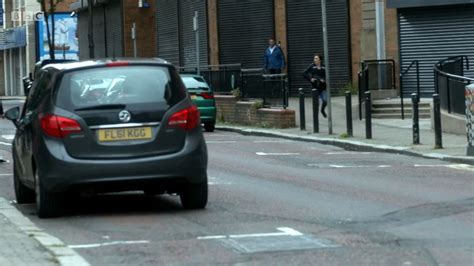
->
[[412, 93, 420, 145], [433, 94, 443, 148], [312, 89, 319, 133], [0, 100, 3, 115], [299, 88, 306, 131], [365, 91, 372, 139], [345, 91, 353, 137]]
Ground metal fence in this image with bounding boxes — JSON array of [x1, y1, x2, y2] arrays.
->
[[178, 64, 242, 93], [434, 56, 474, 115], [241, 68, 289, 108]]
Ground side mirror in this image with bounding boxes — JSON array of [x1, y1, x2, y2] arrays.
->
[[4, 107, 20, 126]]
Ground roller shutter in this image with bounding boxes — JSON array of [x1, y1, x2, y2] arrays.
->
[[77, 11, 89, 60], [106, 0, 123, 57], [92, 6, 106, 58], [218, 0, 274, 68], [399, 4, 474, 97], [286, 0, 351, 94], [156, 0, 180, 65], [179, 0, 208, 66]]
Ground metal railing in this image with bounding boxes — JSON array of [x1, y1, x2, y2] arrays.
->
[[178, 63, 242, 93], [400, 60, 420, 119], [358, 63, 369, 120], [241, 68, 289, 108], [434, 56, 474, 115]]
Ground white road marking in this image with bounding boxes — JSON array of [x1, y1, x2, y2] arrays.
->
[[256, 152, 300, 156], [328, 164, 391, 169], [415, 164, 474, 172], [208, 177, 233, 186], [1, 135, 14, 140], [69, 240, 150, 249], [0, 173, 12, 176], [325, 152, 373, 155], [0, 197, 90, 265], [197, 227, 303, 240], [253, 140, 294, 143], [206, 140, 237, 144], [0, 142, 12, 146]]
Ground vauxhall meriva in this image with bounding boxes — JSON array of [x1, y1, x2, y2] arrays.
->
[[5, 59, 208, 218]]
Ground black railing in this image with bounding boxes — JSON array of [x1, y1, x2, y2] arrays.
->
[[178, 63, 242, 93], [400, 60, 420, 120], [241, 68, 289, 108], [434, 56, 474, 115], [362, 59, 396, 91]]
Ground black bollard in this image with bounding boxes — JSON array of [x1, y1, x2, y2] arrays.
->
[[433, 94, 443, 149], [312, 89, 319, 133], [365, 91, 372, 139], [412, 93, 420, 145], [345, 91, 353, 137], [299, 88, 306, 131], [0, 100, 3, 116]]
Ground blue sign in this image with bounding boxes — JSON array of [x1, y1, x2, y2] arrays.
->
[[36, 13, 79, 60], [0, 0, 4, 26]]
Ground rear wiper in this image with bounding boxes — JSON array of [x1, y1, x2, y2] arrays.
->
[[75, 104, 126, 111]]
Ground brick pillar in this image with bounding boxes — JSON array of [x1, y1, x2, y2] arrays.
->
[[208, 0, 219, 66], [122, 0, 157, 58], [274, 0, 287, 72], [385, 7, 399, 92], [350, 0, 363, 86]]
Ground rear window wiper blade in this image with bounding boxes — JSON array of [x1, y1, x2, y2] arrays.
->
[[75, 104, 126, 111]]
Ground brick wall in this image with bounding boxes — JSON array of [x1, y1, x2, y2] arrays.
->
[[122, 0, 157, 57], [274, 0, 287, 72], [43, 0, 76, 12], [215, 95, 296, 128], [207, 0, 219, 66]]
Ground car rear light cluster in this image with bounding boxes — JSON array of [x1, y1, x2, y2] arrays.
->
[[168, 105, 200, 131], [200, 92, 214, 99], [40, 114, 82, 138]]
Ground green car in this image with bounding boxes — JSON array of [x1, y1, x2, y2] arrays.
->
[[181, 74, 217, 132]]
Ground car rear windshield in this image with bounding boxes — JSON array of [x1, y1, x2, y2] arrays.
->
[[181, 76, 210, 91], [56, 65, 183, 110]]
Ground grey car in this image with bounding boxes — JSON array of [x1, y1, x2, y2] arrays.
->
[[4, 58, 208, 218]]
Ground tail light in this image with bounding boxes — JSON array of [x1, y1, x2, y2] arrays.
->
[[40, 114, 82, 138], [106, 61, 129, 67], [168, 105, 200, 131], [200, 92, 214, 99]]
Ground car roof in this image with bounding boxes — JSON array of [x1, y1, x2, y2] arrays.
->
[[43, 58, 171, 72]]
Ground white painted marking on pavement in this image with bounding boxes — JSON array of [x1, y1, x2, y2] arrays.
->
[[0, 142, 12, 146], [69, 240, 150, 249], [256, 152, 300, 156], [1, 135, 14, 140], [415, 164, 474, 172], [0, 173, 12, 176], [328, 164, 391, 169], [206, 140, 237, 144], [0, 197, 90, 265], [197, 227, 303, 240], [325, 152, 373, 155], [253, 140, 294, 143]]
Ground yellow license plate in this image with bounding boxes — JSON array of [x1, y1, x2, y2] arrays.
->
[[98, 127, 152, 142], [191, 95, 197, 100]]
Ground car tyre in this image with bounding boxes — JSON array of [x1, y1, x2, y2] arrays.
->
[[180, 181, 208, 210], [13, 164, 35, 204], [204, 122, 215, 132], [35, 171, 64, 218]]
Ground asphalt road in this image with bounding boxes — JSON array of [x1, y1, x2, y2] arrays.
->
[[0, 112, 473, 265]]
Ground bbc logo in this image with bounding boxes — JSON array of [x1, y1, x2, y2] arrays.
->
[[11, 11, 45, 22]]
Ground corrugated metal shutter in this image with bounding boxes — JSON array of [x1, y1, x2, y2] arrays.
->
[[286, 0, 350, 94], [179, 0, 208, 67], [106, 0, 123, 57], [218, 0, 274, 68], [92, 6, 106, 58], [156, 0, 180, 65], [77, 11, 89, 60], [399, 4, 474, 97]]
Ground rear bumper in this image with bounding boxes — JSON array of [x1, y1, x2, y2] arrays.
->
[[36, 131, 207, 193], [198, 106, 216, 123]]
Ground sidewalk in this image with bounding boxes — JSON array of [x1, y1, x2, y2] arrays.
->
[[217, 96, 474, 164]]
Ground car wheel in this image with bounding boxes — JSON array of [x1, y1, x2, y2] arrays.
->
[[35, 171, 64, 218], [13, 164, 35, 204], [204, 122, 215, 132], [180, 181, 208, 210]]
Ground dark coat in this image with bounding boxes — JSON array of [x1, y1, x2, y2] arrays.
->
[[263, 46, 285, 70], [303, 63, 326, 91]]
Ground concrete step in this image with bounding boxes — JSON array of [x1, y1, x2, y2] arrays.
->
[[372, 103, 430, 109], [372, 107, 431, 114], [372, 113, 431, 119]]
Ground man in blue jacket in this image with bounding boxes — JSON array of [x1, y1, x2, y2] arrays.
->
[[263, 38, 285, 74]]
